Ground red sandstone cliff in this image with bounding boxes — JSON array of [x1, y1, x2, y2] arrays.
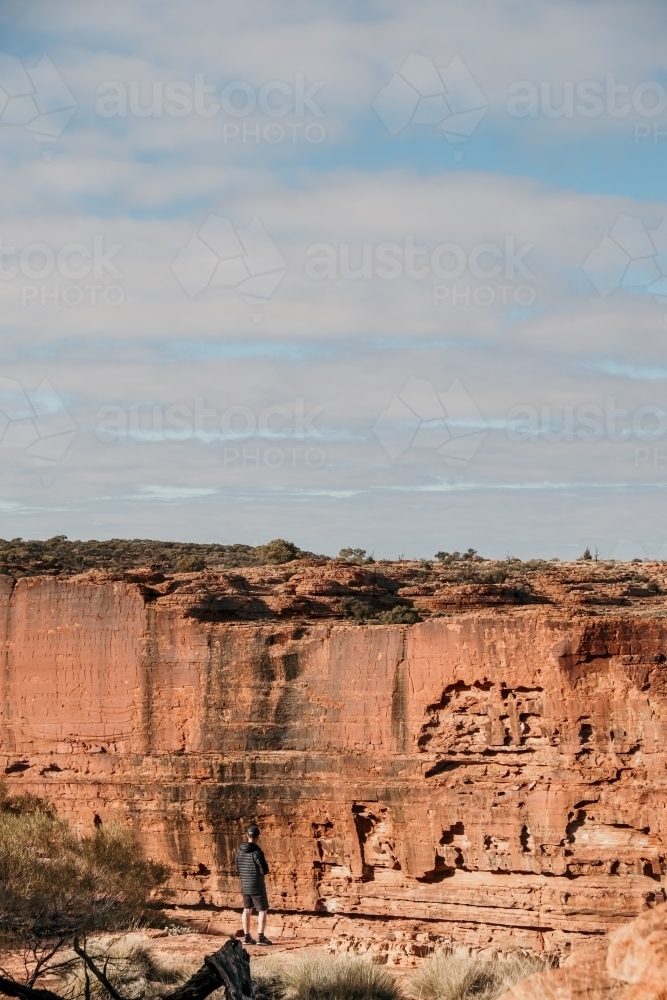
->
[[1, 559, 666, 955]]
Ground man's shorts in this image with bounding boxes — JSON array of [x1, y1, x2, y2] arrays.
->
[[242, 889, 269, 912]]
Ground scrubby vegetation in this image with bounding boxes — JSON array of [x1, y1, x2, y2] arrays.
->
[[0, 535, 662, 582], [0, 537, 312, 577], [253, 954, 400, 1000], [340, 599, 420, 625], [406, 951, 549, 1000], [0, 786, 170, 941], [0, 784, 171, 998], [251, 950, 548, 1000], [338, 549, 374, 565], [57, 934, 209, 1000]]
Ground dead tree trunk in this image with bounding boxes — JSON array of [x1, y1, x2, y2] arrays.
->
[[160, 939, 255, 1000]]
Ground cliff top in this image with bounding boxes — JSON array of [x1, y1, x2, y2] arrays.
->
[[4, 550, 664, 625], [2, 536, 665, 624]]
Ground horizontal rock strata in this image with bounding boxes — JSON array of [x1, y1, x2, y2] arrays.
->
[[1, 561, 667, 954]]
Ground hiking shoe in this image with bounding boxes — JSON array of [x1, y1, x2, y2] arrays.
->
[[244, 934, 256, 945], [257, 934, 273, 946]]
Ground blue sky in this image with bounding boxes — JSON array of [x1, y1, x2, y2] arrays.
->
[[0, 0, 666, 559]]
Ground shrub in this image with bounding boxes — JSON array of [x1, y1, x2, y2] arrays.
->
[[489, 955, 551, 996], [339, 548, 368, 564], [58, 934, 212, 1000], [406, 952, 549, 1000], [376, 606, 421, 625], [0, 536, 316, 576], [0, 786, 170, 939], [341, 600, 421, 626], [341, 599, 375, 622], [435, 549, 481, 565], [278, 954, 400, 1000], [176, 555, 205, 572], [260, 539, 300, 564], [477, 569, 508, 584]]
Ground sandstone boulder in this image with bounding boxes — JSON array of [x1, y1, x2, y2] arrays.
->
[[499, 902, 667, 998]]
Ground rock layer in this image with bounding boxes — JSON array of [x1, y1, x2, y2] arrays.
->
[[1, 563, 667, 955]]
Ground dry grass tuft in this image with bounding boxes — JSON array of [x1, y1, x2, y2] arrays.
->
[[406, 952, 549, 1000], [251, 955, 288, 1000], [253, 953, 401, 1000], [58, 934, 215, 1000]]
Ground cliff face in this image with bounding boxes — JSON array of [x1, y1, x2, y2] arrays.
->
[[1, 563, 667, 955]]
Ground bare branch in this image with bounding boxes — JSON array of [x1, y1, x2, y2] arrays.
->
[[27, 940, 66, 988], [72, 941, 128, 1000], [0, 937, 254, 1000], [0, 976, 63, 1000]]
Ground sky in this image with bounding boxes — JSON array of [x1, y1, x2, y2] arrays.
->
[[0, 0, 666, 560]]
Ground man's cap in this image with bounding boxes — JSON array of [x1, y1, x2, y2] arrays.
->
[[247, 824, 260, 837]]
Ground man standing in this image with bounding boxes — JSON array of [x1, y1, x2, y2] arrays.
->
[[235, 824, 272, 945]]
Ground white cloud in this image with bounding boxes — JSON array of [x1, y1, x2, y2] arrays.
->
[[0, 0, 666, 555]]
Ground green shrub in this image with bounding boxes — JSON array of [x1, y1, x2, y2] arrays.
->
[[376, 606, 421, 624], [176, 555, 205, 572], [341, 600, 421, 625], [259, 539, 300, 564], [341, 598, 375, 622], [435, 549, 480, 565], [339, 548, 369, 564], [0, 787, 170, 938], [0, 536, 315, 576]]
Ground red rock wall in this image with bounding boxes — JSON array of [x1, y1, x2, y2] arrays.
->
[[2, 575, 667, 954]]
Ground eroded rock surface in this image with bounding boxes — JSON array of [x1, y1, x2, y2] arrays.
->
[[1, 559, 667, 955], [500, 900, 667, 998]]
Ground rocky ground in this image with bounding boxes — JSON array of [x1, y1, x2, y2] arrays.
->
[[70, 555, 667, 625]]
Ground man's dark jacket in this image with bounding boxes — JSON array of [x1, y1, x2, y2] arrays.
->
[[235, 841, 269, 894]]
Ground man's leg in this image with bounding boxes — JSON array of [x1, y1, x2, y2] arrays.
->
[[257, 909, 267, 936], [242, 908, 252, 935]]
